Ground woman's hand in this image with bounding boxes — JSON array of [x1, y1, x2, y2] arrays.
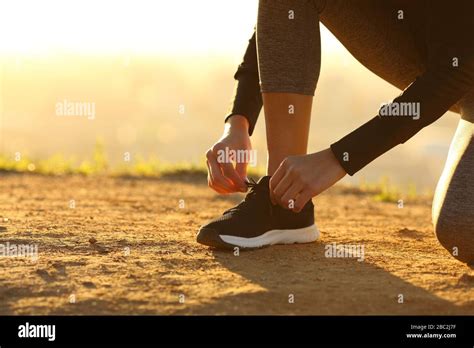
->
[[269, 148, 347, 212], [206, 115, 251, 194]]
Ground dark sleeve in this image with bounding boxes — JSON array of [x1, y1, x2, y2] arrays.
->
[[331, 57, 474, 176], [224, 29, 262, 136], [331, 1, 474, 176]]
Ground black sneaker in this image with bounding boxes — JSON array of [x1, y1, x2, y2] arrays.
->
[[197, 176, 319, 249]]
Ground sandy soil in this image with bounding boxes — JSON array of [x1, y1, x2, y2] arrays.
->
[[0, 173, 473, 315]]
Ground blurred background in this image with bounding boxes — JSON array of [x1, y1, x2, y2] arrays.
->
[[0, 0, 460, 191]]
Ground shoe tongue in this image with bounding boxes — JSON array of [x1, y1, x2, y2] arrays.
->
[[256, 176, 271, 189]]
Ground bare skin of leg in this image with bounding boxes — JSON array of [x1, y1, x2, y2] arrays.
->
[[263, 93, 313, 175]]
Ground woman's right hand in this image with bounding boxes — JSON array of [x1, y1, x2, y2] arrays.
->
[[206, 115, 251, 194]]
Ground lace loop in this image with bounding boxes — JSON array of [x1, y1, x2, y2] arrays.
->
[[224, 178, 273, 216]]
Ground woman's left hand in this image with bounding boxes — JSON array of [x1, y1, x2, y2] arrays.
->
[[269, 148, 347, 212]]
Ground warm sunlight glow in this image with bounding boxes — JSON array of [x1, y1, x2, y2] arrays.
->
[[0, 0, 256, 54], [0, 0, 342, 55]]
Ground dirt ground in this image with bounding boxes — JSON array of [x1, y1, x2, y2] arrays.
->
[[0, 173, 473, 315]]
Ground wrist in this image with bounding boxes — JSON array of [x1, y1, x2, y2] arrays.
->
[[326, 148, 347, 178], [225, 114, 250, 134]]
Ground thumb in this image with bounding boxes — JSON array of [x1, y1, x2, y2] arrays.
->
[[235, 161, 248, 182]]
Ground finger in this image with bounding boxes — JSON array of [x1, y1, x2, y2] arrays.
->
[[206, 161, 229, 194], [206, 156, 235, 193], [273, 172, 293, 207], [235, 161, 248, 182], [269, 166, 286, 204], [208, 176, 228, 194], [221, 162, 247, 192], [281, 181, 304, 210], [292, 190, 312, 213]]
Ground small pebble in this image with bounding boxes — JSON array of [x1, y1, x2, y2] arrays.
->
[[82, 281, 96, 288]]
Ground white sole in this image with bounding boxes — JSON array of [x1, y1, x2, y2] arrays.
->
[[219, 224, 319, 249]]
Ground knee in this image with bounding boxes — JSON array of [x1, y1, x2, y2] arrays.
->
[[433, 210, 474, 265]]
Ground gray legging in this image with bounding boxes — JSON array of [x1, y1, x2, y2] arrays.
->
[[257, 0, 474, 263]]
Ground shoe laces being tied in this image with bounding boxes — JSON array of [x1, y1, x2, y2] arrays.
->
[[224, 178, 274, 216]]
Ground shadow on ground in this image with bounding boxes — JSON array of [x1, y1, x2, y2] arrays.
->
[[173, 243, 473, 315]]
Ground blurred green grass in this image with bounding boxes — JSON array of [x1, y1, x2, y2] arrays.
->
[[359, 176, 420, 203], [1, 141, 429, 201], [0, 140, 266, 179]]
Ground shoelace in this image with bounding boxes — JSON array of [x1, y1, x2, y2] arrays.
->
[[244, 177, 259, 189], [224, 178, 273, 216]]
